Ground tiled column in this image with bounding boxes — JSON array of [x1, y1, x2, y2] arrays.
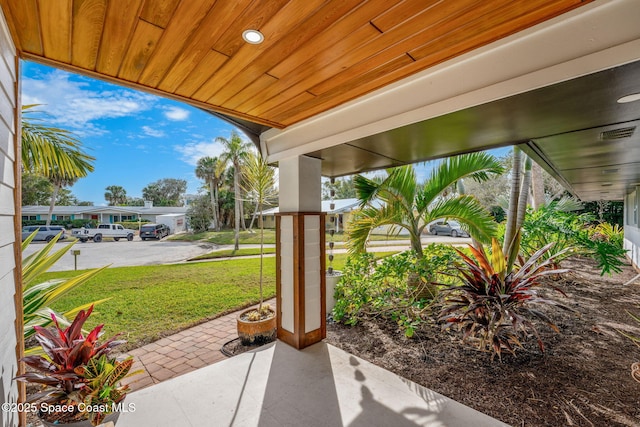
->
[[276, 156, 325, 349]]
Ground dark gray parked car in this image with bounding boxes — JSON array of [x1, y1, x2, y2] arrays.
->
[[140, 223, 170, 240], [21, 225, 67, 242], [428, 220, 469, 237]]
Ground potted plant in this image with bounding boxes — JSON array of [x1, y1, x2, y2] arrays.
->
[[236, 152, 277, 345], [14, 305, 138, 426]]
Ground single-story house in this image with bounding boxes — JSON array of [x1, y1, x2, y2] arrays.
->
[[21, 201, 188, 225], [259, 198, 409, 236], [259, 198, 360, 232]]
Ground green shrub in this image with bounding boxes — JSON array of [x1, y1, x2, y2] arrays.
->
[[333, 244, 457, 337], [520, 203, 626, 275]]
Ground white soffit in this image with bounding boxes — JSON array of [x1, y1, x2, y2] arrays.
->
[[262, 0, 640, 163]]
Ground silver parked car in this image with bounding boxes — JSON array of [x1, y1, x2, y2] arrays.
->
[[21, 225, 67, 242], [428, 220, 469, 237]]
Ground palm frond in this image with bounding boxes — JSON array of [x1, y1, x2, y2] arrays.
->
[[421, 152, 504, 208], [21, 105, 95, 180], [425, 195, 498, 243]]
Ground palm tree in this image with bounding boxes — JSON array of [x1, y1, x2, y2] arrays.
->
[[349, 152, 504, 258], [241, 151, 277, 311], [21, 105, 94, 226], [45, 173, 77, 226], [195, 156, 227, 231], [217, 130, 252, 250], [21, 105, 94, 180], [104, 185, 127, 206]]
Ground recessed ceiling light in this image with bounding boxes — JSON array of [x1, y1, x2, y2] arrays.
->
[[617, 93, 640, 103], [242, 29, 264, 44]]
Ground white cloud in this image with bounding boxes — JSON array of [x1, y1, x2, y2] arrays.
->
[[164, 106, 190, 121], [22, 69, 156, 135], [174, 140, 225, 166], [141, 125, 166, 138]]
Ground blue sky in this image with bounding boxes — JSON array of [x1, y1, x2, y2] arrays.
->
[[22, 61, 238, 206], [22, 61, 510, 206]]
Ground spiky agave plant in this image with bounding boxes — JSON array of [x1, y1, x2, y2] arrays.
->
[[439, 238, 572, 359]]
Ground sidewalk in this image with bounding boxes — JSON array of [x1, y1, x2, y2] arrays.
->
[[123, 298, 276, 392]]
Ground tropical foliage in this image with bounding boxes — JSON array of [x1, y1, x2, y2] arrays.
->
[[186, 194, 214, 233], [22, 232, 108, 355], [104, 185, 127, 206], [438, 239, 571, 359], [21, 104, 95, 180], [519, 201, 626, 275], [195, 156, 227, 231], [348, 153, 504, 257], [75, 355, 135, 426], [22, 105, 95, 225], [240, 151, 277, 312], [333, 245, 457, 337], [142, 178, 187, 206], [15, 306, 136, 426], [218, 130, 252, 250]]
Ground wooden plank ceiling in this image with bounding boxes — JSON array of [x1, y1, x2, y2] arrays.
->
[[1, 0, 590, 129]]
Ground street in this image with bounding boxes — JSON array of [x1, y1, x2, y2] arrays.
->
[[21, 234, 471, 272], [22, 238, 216, 272]]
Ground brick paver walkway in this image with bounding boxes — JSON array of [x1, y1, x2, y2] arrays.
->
[[123, 298, 276, 392]]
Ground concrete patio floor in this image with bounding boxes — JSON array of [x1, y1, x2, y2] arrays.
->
[[117, 340, 509, 427]]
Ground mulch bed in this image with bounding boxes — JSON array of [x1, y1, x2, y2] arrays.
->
[[325, 256, 640, 426]]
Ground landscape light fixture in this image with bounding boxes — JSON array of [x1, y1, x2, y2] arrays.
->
[[242, 29, 264, 44]]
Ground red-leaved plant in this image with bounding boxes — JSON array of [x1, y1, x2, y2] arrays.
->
[[438, 238, 572, 359], [15, 305, 134, 425]]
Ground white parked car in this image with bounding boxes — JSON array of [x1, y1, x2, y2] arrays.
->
[[72, 224, 136, 243]]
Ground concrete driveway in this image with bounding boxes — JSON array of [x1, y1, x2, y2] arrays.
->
[[22, 238, 216, 272]]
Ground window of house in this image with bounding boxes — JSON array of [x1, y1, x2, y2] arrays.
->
[[121, 215, 135, 221], [21, 215, 36, 220], [56, 215, 71, 221]]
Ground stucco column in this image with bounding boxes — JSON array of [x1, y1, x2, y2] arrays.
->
[[276, 155, 326, 349]]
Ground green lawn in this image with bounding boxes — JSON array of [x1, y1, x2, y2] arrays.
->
[[188, 247, 276, 261], [169, 229, 408, 245], [40, 251, 398, 350]]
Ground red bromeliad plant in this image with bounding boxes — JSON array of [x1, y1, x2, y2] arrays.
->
[[15, 305, 133, 425], [438, 238, 572, 359]]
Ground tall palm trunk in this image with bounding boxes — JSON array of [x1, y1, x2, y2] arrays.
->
[[516, 155, 533, 231], [213, 185, 221, 232], [248, 200, 259, 231], [531, 161, 545, 210], [503, 147, 522, 254], [46, 183, 60, 226], [258, 201, 264, 310], [233, 166, 241, 250], [209, 178, 218, 231]]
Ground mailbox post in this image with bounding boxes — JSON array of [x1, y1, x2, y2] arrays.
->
[[71, 249, 81, 271]]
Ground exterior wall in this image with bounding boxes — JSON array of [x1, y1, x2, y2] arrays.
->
[[0, 5, 20, 427], [623, 189, 640, 269]]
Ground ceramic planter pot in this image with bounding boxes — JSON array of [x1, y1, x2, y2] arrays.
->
[[326, 271, 343, 314], [237, 308, 277, 345], [39, 409, 121, 427]]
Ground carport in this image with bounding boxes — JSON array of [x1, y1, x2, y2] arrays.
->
[[2, 1, 640, 426]]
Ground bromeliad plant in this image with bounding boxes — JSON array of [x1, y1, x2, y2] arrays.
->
[[15, 305, 137, 426], [439, 237, 572, 359]]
